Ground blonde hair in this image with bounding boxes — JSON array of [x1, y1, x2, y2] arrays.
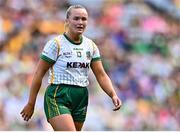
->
[[66, 5, 87, 19]]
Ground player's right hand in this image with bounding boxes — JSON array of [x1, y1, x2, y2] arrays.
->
[[112, 95, 122, 111], [20, 103, 34, 121]]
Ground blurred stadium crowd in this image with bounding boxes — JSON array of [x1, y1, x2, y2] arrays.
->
[[0, 0, 179, 130]]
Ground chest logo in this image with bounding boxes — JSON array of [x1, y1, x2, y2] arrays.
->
[[67, 62, 90, 68]]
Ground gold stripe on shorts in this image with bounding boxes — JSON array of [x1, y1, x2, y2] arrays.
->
[[54, 85, 60, 115]]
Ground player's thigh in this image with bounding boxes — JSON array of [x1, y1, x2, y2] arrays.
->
[[74, 121, 84, 131], [48, 114, 76, 131]]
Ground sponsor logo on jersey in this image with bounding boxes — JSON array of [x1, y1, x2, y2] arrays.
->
[[67, 62, 90, 68], [63, 52, 72, 58], [73, 48, 83, 50], [63, 52, 72, 56]]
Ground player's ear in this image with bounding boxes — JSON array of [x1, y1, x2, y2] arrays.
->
[[64, 20, 68, 31], [65, 19, 69, 25]]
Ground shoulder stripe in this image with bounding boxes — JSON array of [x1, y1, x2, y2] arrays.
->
[[91, 40, 96, 55], [54, 37, 61, 60], [50, 36, 61, 83]]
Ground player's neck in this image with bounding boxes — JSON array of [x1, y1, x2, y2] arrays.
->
[[65, 32, 82, 43]]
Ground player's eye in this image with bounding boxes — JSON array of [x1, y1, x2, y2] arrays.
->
[[73, 17, 87, 21], [82, 17, 87, 21], [73, 17, 80, 20]]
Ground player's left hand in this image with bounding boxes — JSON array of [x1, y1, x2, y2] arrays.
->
[[112, 95, 122, 111]]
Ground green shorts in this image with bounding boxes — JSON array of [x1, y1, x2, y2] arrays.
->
[[44, 84, 88, 122]]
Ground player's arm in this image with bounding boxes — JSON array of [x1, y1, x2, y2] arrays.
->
[[20, 59, 53, 121], [91, 60, 122, 111], [28, 59, 52, 106]]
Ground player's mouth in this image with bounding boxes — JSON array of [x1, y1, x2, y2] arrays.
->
[[76, 25, 84, 31]]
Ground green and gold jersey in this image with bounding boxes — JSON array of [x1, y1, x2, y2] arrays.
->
[[40, 33, 101, 87]]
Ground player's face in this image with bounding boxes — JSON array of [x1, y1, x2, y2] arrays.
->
[[66, 8, 88, 35]]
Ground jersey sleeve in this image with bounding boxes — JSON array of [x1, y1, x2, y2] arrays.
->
[[40, 38, 59, 64], [91, 41, 101, 62]]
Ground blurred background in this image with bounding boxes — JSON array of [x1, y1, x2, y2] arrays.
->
[[0, 0, 180, 130]]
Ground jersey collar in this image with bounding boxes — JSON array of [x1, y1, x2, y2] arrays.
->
[[63, 33, 83, 45]]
